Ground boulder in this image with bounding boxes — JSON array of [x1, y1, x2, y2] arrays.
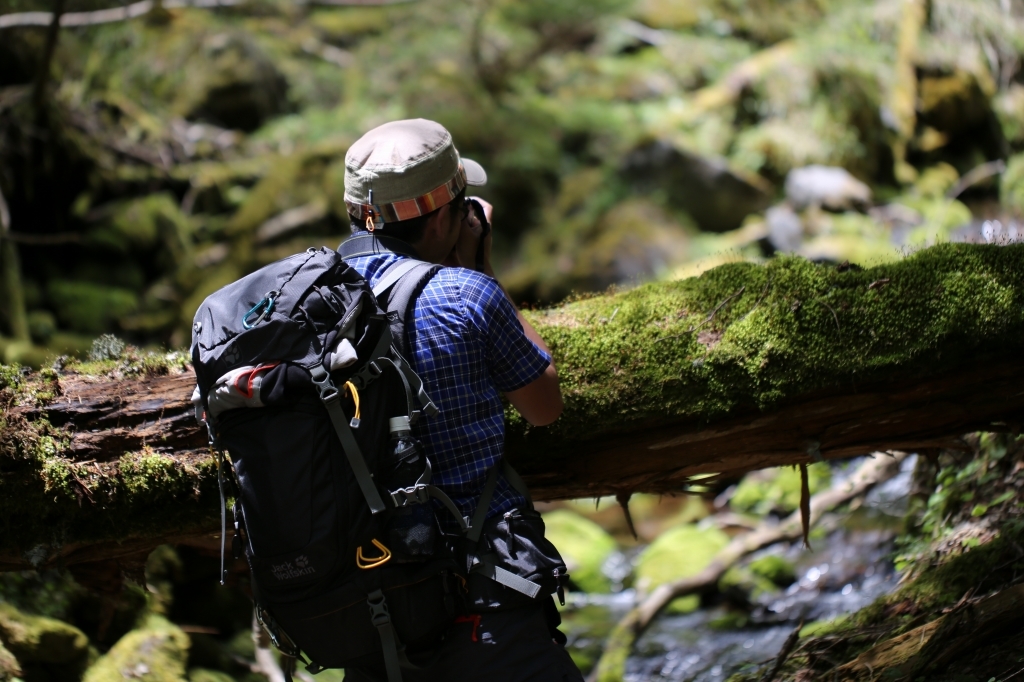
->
[[83, 615, 189, 682], [542, 509, 618, 593], [766, 204, 803, 252], [718, 554, 796, 601], [0, 640, 22, 682], [633, 524, 729, 613], [0, 602, 89, 682], [178, 33, 289, 132], [785, 165, 871, 212], [623, 141, 771, 232], [46, 280, 139, 336]]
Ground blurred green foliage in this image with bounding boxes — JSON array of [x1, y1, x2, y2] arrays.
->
[[1, 0, 1022, 361]]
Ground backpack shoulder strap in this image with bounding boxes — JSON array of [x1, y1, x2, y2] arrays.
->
[[374, 259, 441, 359]]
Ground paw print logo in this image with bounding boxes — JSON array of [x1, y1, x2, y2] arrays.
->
[[294, 555, 309, 569], [224, 346, 239, 365]]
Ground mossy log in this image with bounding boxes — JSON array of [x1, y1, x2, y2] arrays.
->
[[2, 243, 1024, 571]]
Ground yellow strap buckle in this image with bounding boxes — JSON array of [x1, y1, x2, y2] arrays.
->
[[356, 538, 392, 569]]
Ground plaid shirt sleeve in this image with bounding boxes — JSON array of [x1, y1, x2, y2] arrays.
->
[[458, 271, 551, 393]]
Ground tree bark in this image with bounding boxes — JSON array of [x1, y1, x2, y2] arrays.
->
[[1, 242, 1023, 570]]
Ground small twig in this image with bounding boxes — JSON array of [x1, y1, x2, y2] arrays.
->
[[799, 464, 811, 549], [68, 465, 96, 505], [947, 160, 1007, 199], [1000, 665, 1024, 682], [868, 278, 890, 291], [658, 286, 749, 343], [692, 286, 746, 333], [760, 619, 804, 682], [819, 299, 841, 332]]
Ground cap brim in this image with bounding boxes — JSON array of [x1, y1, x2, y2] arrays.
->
[[463, 158, 488, 186]]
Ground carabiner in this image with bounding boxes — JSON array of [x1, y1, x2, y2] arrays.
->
[[356, 539, 392, 569], [242, 290, 280, 329]]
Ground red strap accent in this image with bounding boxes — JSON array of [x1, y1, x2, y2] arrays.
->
[[454, 614, 482, 642], [231, 363, 280, 399]]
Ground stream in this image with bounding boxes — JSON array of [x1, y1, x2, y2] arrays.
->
[[558, 455, 916, 680]]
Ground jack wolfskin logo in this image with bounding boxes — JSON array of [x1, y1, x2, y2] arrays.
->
[[270, 556, 315, 581], [224, 346, 239, 364]]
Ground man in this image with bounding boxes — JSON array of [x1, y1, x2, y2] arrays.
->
[[338, 118, 583, 682]]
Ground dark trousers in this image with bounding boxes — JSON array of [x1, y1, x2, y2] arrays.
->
[[344, 601, 584, 682]]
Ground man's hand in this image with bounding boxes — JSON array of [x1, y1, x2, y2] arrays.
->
[[442, 197, 493, 272]]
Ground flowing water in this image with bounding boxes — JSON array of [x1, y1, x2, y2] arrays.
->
[[559, 456, 916, 680]]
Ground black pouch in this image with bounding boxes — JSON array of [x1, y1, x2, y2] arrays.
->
[[463, 507, 569, 612]]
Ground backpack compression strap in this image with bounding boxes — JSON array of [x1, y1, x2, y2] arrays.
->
[[310, 363, 388, 514]]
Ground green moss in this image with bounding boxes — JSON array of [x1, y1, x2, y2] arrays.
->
[[46, 281, 139, 336], [0, 365, 22, 391], [718, 565, 778, 599], [634, 524, 729, 613], [913, 163, 959, 199], [542, 509, 619, 593], [708, 610, 750, 631], [799, 613, 849, 637], [83, 615, 189, 682], [748, 554, 796, 586], [731, 463, 831, 515], [0, 602, 89, 669], [719, 554, 796, 600], [512, 243, 1024, 470], [88, 194, 193, 267], [0, 639, 21, 682]]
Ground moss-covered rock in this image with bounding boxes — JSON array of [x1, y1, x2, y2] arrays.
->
[[0, 639, 22, 682], [720, 554, 797, 600], [748, 554, 797, 587], [179, 32, 289, 132], [83, 615, 189, 682], [542, 509, 619, 593], [46, 280, 139, 336], [0, 602, 89, 682], [731, 463, 831, 516], [634, 524, 729, 613]]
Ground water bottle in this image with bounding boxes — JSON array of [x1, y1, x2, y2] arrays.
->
[[386, 416, 436, 561]]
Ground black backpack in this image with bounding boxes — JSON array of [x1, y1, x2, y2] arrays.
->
[[191, 240, 568, 682]]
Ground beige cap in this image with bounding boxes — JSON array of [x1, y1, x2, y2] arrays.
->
[[344, 118, 487, 227]]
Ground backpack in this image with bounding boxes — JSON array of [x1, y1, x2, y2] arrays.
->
[[190, 240, 568, 682]]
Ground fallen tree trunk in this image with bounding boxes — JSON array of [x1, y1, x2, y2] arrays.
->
[[1, 242, 1023, 570]]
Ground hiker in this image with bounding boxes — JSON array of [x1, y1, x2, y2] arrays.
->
[[338, 118, 583, 682]]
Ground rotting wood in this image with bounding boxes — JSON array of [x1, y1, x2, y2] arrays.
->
[[833, 582, 1024, 679]]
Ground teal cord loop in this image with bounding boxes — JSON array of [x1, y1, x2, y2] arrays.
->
[[242, 290, 280, 329]]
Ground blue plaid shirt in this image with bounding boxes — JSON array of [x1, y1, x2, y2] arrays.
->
[[346, 252, 552, 523]]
